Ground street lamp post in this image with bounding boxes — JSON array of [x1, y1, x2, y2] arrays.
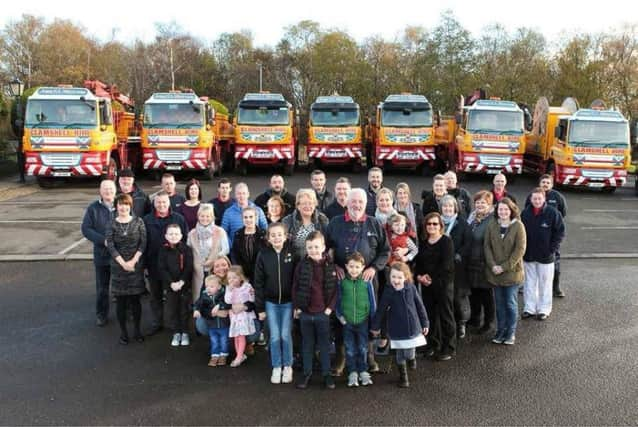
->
[[7, 78, 25, 183]]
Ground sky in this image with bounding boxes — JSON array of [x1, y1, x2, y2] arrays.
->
[[2, 0, 637, 47]]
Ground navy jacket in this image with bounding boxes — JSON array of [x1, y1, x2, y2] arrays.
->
[[324, 200, 347, 220], [118, 185, 152, 219], [254, 189, 296, 217], [81, 199, 115, 266], [326, 214, 390, 271], [521, 204, 565, 264], [143, 210, 188, 277], [208, 197, 235, 227], [372, 283, 429, 341], [194, 287, 231, 329], [365, 186, 379, 216], [525, 189, 567, 218]]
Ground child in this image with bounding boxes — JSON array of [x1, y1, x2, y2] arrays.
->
[[224, 266, 256, 368], [158, 223, 194, 347], [254, 222, 296, 384], [194, 275, 231, 367], [336, 252, 377, 388], [371, 262, 429, 388], [292, 231, 338, 390], [386, 213, 419, 266]]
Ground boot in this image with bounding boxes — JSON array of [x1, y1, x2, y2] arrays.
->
[[331, 344, 346, 377], [457, 322, 466, 339], [397, 363, 409, 388], [368, 342, 380, 373], [553, 272, 565, 298]]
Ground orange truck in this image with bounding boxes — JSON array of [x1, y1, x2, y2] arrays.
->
[[449, 98, 526, 178], [233, 93, 297, 176], [307, 95, 362, 171], [22, 80, 137, 187], [525, 97, 631, 192], [141, 92, 233, 178], [366, 94, 447, 174]]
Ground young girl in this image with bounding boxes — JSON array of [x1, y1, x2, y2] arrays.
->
[[386, 213, 419, 266], [371, 262, 429, 388], [224, 266, 256, 367]]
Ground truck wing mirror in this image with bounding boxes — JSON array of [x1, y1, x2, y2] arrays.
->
[[455, 112, 462, 125]]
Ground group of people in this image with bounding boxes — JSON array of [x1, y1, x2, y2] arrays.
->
[[81, 167, 566, 389]]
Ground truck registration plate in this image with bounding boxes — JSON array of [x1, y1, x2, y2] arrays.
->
[[397, 152, 418, 160], [253, 151, 274, 159], [486, 169, 500, 174], [166, 165, 182, 170], [588, 182, 604, 188], [325, 150, 344, 158], [52, 171, 72, 177]]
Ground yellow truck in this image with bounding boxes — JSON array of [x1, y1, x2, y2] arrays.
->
[[233, 93, 297, 176], [307, 95, 362, 171], [22, 81, 137, 187], [449, 99, 526, 178], [524, 97, 631, 192], [141, 92, 230, 178]]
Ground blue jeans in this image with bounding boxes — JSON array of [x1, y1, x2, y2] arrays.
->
[[209, 327, 229, 356], [343, 321, 369, 374], [197, 317, 260, 344], [494, 285, 519, 339], [299, 312, 331, 377], [265, 302, 293, 368]]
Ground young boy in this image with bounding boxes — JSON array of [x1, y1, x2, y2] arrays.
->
[[159, 223, 194, 347], [292, 231, 338, 390], [336, 252, 377, 388], [194, 275, 231, 366]]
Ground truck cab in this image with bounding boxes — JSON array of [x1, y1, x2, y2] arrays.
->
[[233, 93, 296, 176], [451, 99, 525, 176], [307, 95, 362, 170], [141, 92, 215, 175]]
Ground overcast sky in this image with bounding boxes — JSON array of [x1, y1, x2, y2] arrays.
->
[[3, 0, 637, 47]]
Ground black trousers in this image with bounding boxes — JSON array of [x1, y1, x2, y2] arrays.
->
[[148, 276, 164, 328], [94, 264, 111, 319], [422, 281, 457, 354], [454, 288, 471, 325], [116, 295, 141, 336], [469, 288, 495, 327], [166, 287, 192, 333]]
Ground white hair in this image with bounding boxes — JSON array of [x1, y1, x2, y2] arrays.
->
[[347, 188, 367, 205]]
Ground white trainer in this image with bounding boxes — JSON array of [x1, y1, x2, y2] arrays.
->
[[180, 333, 190, 346], [281, 366, 293, 384], [271, 367, 282, 384], [171, 333, 181, 347]]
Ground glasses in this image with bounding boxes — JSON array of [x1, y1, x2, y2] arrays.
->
[[426, 222, 440, 226]]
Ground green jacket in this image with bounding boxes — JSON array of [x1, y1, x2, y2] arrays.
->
[[336, 277, 376, 325], [484, 218, 527, 286]]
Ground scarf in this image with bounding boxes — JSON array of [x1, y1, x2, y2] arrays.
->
[[196, 223, 213, 264], [443, 214, 458, 236], [395, 201, 416, 233], [375, 208, 397, 226]]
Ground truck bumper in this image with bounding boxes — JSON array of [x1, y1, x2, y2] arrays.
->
[[459, 152, 523, 174], [234, 144, 294, 165], [556, 166, 627, 188], [24, 151, 107, 177], [375, 146, 435, 167], [307, 144, 362, 164], [142, 148, 209, 171]]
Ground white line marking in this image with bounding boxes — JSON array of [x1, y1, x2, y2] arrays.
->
[[0, 220, 82, 224], [58, 238, 88, 255], [582, 209, 636, 213], [581, 226, 638, 230]]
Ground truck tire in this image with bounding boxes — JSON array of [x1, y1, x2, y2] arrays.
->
[[239, 161, 248, 177], [36, 177, 60, 189], [365, 143, 373, 169], [102, 156, 119, 181], [602, 186, 617, 194], [283, 163, 294, 176]]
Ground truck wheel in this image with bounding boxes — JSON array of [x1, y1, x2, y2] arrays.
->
[[602, 186, 617, 194], [102, 157, 119, 181], [283, 163, 294, 176], [36, 177, 59, 189], [239, 161, 248, 177], [352, 160, 362, 173], [365, 144, 373, 169]]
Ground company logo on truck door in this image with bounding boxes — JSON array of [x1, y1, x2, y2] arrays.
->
[[384, 128, 431, 143], [313, 127, 357, 142], [239, 126, 287, 142], [471, 134, 520, 152]]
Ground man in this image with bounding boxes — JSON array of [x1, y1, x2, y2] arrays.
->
[[365, 167, 384, 216], [525, 174, 568, 297], [143, 191, 188, 334], [118, 168, 151, 218], [310, 170, 334, 214], [221, 182, 268, 247], [421, 174, 448, 216], [254, 175, 296, 216], [81, 180, 117, 326], [161, 173, 186, 210], [491, 173, 517, 205], [444, 171, 472, 219], [208, 178, 234, 226], [521, 188, 565, 321], [324, 177, 351, 220]]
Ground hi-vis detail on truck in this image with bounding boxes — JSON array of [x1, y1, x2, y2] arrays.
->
[[307, 96, 362, 171]]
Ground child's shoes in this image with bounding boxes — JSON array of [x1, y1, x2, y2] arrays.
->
[[208, 356, 219, 367], [230, 354, 247, 367], [217, 356, 227, 366]]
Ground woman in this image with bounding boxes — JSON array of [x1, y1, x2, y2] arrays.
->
[[414, 212, 456, 361], [178, 179, 202, 231], [394, 183, 424, 240], [375, 188, 397, 227], [266, 196, 286, 224], [105, 193, 147, 345], [484, 197, 526, 345], [440, 195, 472, 339], [231, 207, 267, 283], [187, 203, 230, 302], [467, 190, 496, 334], [282, 189, 329, 261]]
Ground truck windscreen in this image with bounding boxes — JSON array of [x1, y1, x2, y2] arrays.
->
[[381, 109, 432, 127], [238, 107, 290, 125], [569, 121, 629, 148], [144, 103, 204, 128], [25, 100, 97, 128], [467, 110, 523, 134], [310, 109, 359, 126]]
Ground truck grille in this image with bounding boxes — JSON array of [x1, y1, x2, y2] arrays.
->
[[40, 153, 81, 167], [156, 150, 190, 162], [582, 169, 613, 178], [479, 155, 510, 166]]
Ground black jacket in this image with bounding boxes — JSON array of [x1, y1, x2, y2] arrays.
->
[[414, 235, 455, 289], [525, 189, 567, 218], [372, 283, 429, 340], [194, 287, 231, 329], [254, 189, 296, 217], [231, 227, 268, 282], [253, 242, 296, 313], [143, 210, 188, 277], [118, 185, 151, 219], [447, 187, 472, 219], [365, 186, 379, 216], [158, 242, 194, 291], [169, 193, 186, 211], [209, 197, 235, 227], [420, 191, 443, 216], [315, 189, 334, 214], [446, 218, 472, 291], [324, 200, 347, 220], [521, 204, 566, 263], [81, 199, 115, 266]]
